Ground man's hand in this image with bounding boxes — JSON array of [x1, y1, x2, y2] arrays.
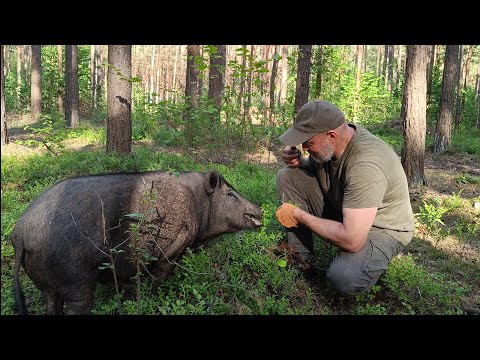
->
[[282, 146, 302, 168], [276, 203, 299, 228]]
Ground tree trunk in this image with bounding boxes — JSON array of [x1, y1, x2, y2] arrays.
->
[[280, 45, 289, 105], [459, 45, 473, 128], [23, 45, 30, 87], [434, 45, 460, 153], [294, 45, 312, 114], [4, 46, 10, 77], [427, 45, 436, 99], [376, 45, 382, 78], [197, 46, 203, 99], [166, 46, 173, 100], [245, 45, 254, 122], [57, 45, 64, 115], [155, 46, 161, 104], [269, 45, 279, 121], [314, 45, 323, 99], [16, 45, 22, 107], [401, 45, 428, 188], [150, 45, 156, 100], [382, 45, 388, 82], [238, 45, 247, 111], [106, 45, 132, 154], [207, 45, 226, 122], [463, 45, 473, 88], [184, 45, 201, 148], [354, 44, 364, 120], [1, 45, 8, 145], [395, 45, 403, 89], [364, 45, 367, 73], [65, 45, 80, 128], [30, 45, 42, 123], [454, 45, 464, 128], [355, 44, 364, 90], [91, 45, 96, 109], [475, 60, 480, 129], [386, 45, 395, 91], [94, 45, 102, 108], [172, 45, 179, 101]]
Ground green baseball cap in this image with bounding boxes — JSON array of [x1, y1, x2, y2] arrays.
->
[[279, 100, 346, 146]]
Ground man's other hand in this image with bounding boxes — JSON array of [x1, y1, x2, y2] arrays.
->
[[282, 146, 302, 168]]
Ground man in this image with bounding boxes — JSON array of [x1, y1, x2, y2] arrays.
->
[[275, 100, 414, 296]]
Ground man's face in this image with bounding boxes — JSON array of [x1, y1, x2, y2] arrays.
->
[[302, 131, 335, 162]]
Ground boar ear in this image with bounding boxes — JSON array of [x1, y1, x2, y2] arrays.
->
[[205, 170, 220, 194]]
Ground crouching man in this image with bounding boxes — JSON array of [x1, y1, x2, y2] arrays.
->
[[276, 100, 414, 296]]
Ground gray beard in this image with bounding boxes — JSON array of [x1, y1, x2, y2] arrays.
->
[[310, 145, 334, 163]]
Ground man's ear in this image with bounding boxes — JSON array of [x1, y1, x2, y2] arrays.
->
[[327, 130, 337, 142]]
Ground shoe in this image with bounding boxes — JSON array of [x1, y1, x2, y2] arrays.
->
[[293, 251, 314, 272], [276, 241, 314, 273]]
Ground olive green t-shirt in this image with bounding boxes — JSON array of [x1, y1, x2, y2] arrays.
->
[[314, 124, 414, 246]]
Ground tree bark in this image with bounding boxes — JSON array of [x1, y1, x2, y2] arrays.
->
[[434, 45, 460, 153], [382, 45, 388, 82], [150, 45, 156, 100], [269, 45, 279, 121], [238, 45, 247, 111], [386, 45, 395, 91], [30, 45, 42, 123], [106, 45, 132, 154], [354, 44, 364, 120], [91, 45, 97, 109], [294, 45, 312, 115], [184, 45, 201, 148], [475, 60, 480, 129], [172, 45, 179, 101], [376, 45, 382, 78], [427, 45, 436, 99], [245, 45, 255, 122], [454, 45, 464, 128], [207, 45, 226, 122], [65, 45, 80, 127], [364, 45, 367, 73], [355, 44, 364, 90], [280, 45, 289, 105], [94, 45, 102, 108], [23, 45, 30, 87], [401, 45, 428, 188], [314, 45, 323, 100], [57, 45, 64, 115], [1, 45, 8, 145], [395, 45, 403, 89], [16, 45, 22, 106]]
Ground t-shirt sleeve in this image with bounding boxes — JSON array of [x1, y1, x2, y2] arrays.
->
[[343, 161, 387, 209]]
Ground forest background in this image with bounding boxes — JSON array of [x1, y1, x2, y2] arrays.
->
[[1, 44, 479, 315]]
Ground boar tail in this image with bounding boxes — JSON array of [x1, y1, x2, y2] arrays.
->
[[13, 239, 28, 315]]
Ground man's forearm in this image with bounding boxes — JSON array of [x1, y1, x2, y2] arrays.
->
[[293, 208, 362, 252]]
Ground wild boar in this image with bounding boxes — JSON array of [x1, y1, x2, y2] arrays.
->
[[12, 169, 263, 315]]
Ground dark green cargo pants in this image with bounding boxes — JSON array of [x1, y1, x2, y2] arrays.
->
[[276, 165, 404, 296]]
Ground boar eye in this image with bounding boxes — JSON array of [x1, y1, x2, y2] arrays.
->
[[228, 192, 238, 199]]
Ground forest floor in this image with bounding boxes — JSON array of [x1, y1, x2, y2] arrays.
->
[[2, 112, 479, 315]]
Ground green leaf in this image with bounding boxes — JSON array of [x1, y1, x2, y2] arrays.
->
[[124, 212, 145, 220], [277, 259, 287, 268]]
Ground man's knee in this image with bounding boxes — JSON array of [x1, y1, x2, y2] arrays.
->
[[276, 166, 298, 190], [326, 264, 381, 297]]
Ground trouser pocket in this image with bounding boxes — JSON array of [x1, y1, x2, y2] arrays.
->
[[361, 232, 404, 281]]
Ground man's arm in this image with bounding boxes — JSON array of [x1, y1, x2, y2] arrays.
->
[[292, 207, 377, 252]]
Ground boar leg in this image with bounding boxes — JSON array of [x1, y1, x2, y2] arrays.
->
[[64, 284, 96, 315], [42, 289, 65, 315]]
